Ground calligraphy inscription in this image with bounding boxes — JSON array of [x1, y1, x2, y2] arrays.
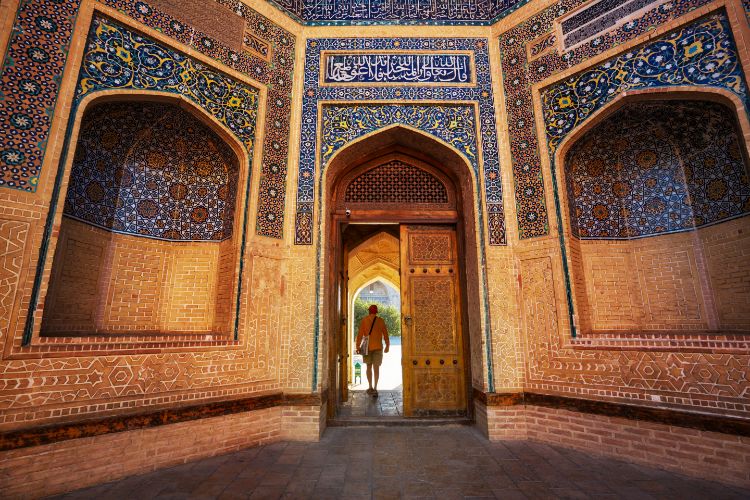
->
[[322, 52, 474, 85]]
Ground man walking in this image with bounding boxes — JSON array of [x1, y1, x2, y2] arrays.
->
[[355, 304, 390, 397]]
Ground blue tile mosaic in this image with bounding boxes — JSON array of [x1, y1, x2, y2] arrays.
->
[[296, 37, 505, 245], [323, 53, 473, 85], [565, 100, 750, 239], [78, 17, 260, 151], [499, 0, 717, 240], [64, 102, 240, 241]]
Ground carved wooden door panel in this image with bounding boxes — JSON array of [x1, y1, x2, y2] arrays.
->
[[400, 225, 466, 416]]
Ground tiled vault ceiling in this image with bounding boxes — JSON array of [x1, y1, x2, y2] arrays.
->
[[264, 0, 530, 24]]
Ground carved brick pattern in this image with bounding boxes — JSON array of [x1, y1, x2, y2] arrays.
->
[[520, 254, 750, 417], [344, 161, 448, 205], [0, 221, 29, 342], [412, 277, 455, 353]]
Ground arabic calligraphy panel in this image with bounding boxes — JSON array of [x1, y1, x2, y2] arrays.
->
[[321, 51, 475, 86]]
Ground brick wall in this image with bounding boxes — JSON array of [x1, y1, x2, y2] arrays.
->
[[481, 403, 750, 488], [0, 407, 283, 498], [574, 217, 750, 334], [42, 218, 235, 334], [280, 403, 327, 441]]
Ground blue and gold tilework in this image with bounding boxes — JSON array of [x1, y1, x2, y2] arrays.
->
[[78, 17, 260, 152], [296, 37, 505, 245], [542, 14, 748, 155], [265, 0, 531, 25], [499, 0, 717, 240], [63, 102, 240, 242], [0, 0, 83, 191], [1, 0, 295, 240]]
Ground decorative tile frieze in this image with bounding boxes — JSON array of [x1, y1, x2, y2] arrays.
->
[[1, 0, 294, 240], [0, 0, 83, 191]]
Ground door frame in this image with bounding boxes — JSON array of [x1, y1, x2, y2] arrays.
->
[[325, 150, 475, 420]]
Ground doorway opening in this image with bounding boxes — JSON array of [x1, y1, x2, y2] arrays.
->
[[324, 128, 483, 422]]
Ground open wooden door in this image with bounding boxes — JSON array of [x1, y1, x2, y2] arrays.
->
[[338, 245, 349, 403], [400, 225, 466, 417]]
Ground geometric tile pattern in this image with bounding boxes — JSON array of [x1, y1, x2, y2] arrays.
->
[[264, 0, 531, 25], [559, 0, 663, 49], [78, 17, 259, 151], [297, 37, 505, 245], [542, 14, 748, 155], [98, 0, 296, 239], [564, 100, 750, 239], [63, 102, 240, 241], [498, 0, 715, 239], [0, 0, 83, 190]]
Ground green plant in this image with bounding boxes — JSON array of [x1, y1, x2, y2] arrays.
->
[[353, 297, 401, 337]]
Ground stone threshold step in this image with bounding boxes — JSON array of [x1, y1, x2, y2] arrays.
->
[[328, 417, 473, 427]]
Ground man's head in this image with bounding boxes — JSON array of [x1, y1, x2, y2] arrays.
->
[[368, 304, 378, 315]]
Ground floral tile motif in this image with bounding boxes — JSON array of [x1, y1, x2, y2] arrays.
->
[[265, 0, 530, 25], [296, 37, 505, 245], [542, 14, 748, 154], [78, 18, 259, 150], [64, 102, 241, 241], [564, 101, 750, 239], [499, 0, 716, 239], [0, 0, 83, 191]]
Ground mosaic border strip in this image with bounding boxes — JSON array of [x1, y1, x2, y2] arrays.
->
[[542, 14, 749, 152], [295, 37, 505, 246], [498, 0, 717, 239], [263, 0, 534, 25], [0, 0, 84, 191]]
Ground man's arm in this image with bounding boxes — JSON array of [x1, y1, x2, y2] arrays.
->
[[382, 318, 390, 353]]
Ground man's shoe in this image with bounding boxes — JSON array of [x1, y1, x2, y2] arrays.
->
[[366, 388, 374, 395], [372, 390, 378, 397]]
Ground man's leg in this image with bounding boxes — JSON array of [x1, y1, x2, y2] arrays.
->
[[373, 364, 380, 391], [366, 363, 373, 390]]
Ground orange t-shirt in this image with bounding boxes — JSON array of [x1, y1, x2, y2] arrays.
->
[[356, 314, 389, 352]]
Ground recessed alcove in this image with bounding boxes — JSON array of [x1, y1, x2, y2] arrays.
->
[[561, 99, 750, 335], [41, 100, 243, 336]]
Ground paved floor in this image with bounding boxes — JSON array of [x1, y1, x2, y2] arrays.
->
[[339, 390, 404, 417], [54, 426, 749, 499]]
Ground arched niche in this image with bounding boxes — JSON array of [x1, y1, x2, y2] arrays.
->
[[557, 97, 750, 335], [41, 98, 246, 337]]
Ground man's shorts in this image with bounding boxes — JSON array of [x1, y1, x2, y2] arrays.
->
[[363, 349, 383, 367]]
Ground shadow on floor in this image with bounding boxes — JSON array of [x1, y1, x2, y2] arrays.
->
[[53, 426, 750, 500]]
